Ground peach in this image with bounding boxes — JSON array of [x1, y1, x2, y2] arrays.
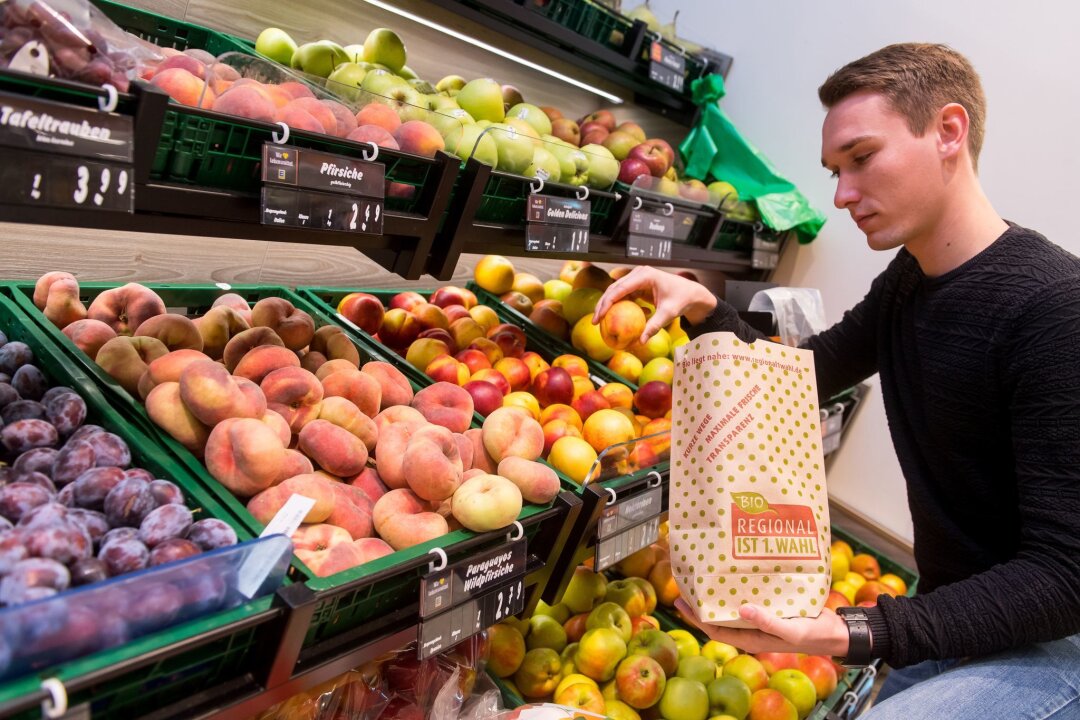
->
[[260, 366, 324, 433], [468, 337, 505, 366], [326, 483, 374, 539], [418, 327, 453, 347], [469, 305, 500, 333], [260, 409, 292, 448], [248, 473, 336, 525], [471, 368, 511, 396], [151, 68, 214, 108], [146, 382, 211, 456], [463, 468, 485, 482], [572, 375, 595, 401], [86, 283, 166, 335], [375, 422, 421, 489], [482, 406, 544, 462], [159, 54, 207, 79], [212, 85, 276, 122], [532, 367, 575, 408], [388, 291, 425, 312], [316, 359, 357, 381], [300, 350, 327, 374], [336, 292, 384, 335], [178, 359, 263, 426], [599, 382, 634, 410], [321, 368, 382, 418], [521, 351, 550, 381], [512, 273, 544, 304], [474, 255, 515, 294], [361, 361, 414, 410], [352, 537, 394, 564], [278, 81, 316, 100], [498, 457, 560, 504], [503, 392, 540, 421], [292, 524, 351, 551], [296, 541, 368, 577], [394, 120, 445, 157], [599, 300, 646, 350], [299, 419, 368, 478], [411, 303, 449, 331], [222, 327, 285, 372], [454, 432, 474, 471], [449, 318, 485, 353], [95, 335, 169, 395], [495, 357, 531, 393], [319, 396, 378, 452], [350, 467, 388, 504], [428, 287, 470, 309], [194, 306, 251, 361], [374, 405, 426, 436], [540, 404, 583, 430], [250, 297, 315, 352], [62, 318, 116, 359], [488, 324, 526, 359], [543, 419, 582, 456], [321, 98, 358, 137], [355, 102, 401, 133], [583, 409, 636, 453], [572, 390, 610, 423], [572, 265, 612, 291], [411, 382, 474, 433], [404, 425, 464, 501], [310, 325, 360, 366], [347, 124, 399, 150], [211, 293, 252, 325], [204, 417, 287, 497], [607, 351, 643, 384], [634, 381, 672, 419], [33, 271, 78, 308], [455, 348, 492, 375], [444, 305, 471, 324], [279, 448, 315, 481], [36, 274, 86, 329], [405, 338, 451, 372], [530, 304, 568, 340], [500, 290, 533, 317], [145, 349, 210, 387], [233, 345, 301, 384], [426, 355, 469, 385], [553, 354, 589, 378], [465, 428, 498, 473], [373, 488, 449, 550], [451, 474, 522, 532], [463, 380, 504, 417]]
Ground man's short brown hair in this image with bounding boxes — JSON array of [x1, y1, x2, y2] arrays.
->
[[819, 43, 986, 170]]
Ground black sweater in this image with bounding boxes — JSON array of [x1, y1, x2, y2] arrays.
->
[[686, 225, 1080, 667]]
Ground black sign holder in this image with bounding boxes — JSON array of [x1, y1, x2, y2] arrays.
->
[[648, 41, 687, 94], [593, 472, 665, 572], [525, 178, 591, 254]]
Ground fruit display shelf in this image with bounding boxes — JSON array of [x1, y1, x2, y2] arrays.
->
[[0, 292, 291, 720], [5, 281, 582, 690]]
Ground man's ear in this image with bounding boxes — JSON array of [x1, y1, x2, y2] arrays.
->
[[938, 103, 969, 162]]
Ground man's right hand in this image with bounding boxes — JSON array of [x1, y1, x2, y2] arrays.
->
[[592, 266, 718, 344]]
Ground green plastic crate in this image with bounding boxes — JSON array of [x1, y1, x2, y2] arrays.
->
[[475, 171, 617, 234], [0, 291, 280, 719], [521, 0, 638, 57], [93, 0, 254, 55]]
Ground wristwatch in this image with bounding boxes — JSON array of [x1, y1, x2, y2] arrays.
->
[[836, 606, 874, 666]]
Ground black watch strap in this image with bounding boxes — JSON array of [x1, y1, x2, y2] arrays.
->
[[836, 606, 874, 666]]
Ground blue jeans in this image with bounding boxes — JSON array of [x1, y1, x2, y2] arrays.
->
[[865, 632, 1080, 719]]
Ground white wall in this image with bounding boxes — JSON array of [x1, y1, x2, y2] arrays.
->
[[637, 0, 1080, 543]]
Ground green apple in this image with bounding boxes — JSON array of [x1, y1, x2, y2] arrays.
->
[[526, 146, 562, 183], [707, 180, 739, 209], [436, 74, 467, 92], [429, 108, 474, 139], [768, 669, 817, 719], [504, 117, 540, 144], [703, 640, 740, 666], [255, 27, 297, 65], [562, 566, 607, 614], [722, 655, 768, 693], [659, 676, 710, 720], [544, 279, 572, 303], [362, 28, 406, 72], [426, 94, 461, 112], [457, 78, 506, 123], [291, 40, 350, 78], [678, 655, 718, 685], [580, 143, 619, 189], [327, 62, 367, 89], [527, 614, 568, 653], [585, 601, 632, 642], [707, 676, 752, 720], [506, 102, 552, 137], [667, 629, 701, 660], [627, 628, 680, 677], [534, 600, 571, 624], [359, 69, 402, 94], [445, 124, 498, 167], [489, 122, 536, 175], [546, 141, 589, 184], [398, 64, 418, 80], [342, 44, 365, 63]]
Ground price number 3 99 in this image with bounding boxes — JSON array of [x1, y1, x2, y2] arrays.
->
[[69, 165, 129, 206]]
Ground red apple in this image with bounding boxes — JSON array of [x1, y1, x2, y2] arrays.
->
[[679, 179, 709, 203], [643, 138, 675, 167], [579, 109, 616, 132], [463, 380, 504, 416], [628, 143, 671, 178], [798, 655, 839, 701], [532, 367, 575, 408], [756, 652, 800, 676], [619, 157, 652, 185]]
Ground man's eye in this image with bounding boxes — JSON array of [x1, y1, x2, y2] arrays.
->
[[854, 153, 872, 165]]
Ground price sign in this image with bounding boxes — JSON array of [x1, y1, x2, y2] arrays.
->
[[626, 208, 675, 260], [594, 486, 664, 572], [261, 143, 384, 235], [526, 194, 590, 253], [417, 540, 528, 659], [0, 91, 134, 213], [649, 42, 687, 93]]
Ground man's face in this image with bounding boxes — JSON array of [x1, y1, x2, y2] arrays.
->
[[821, 91, 944, 251]]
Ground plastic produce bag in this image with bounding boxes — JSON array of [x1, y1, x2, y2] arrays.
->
[[748, 287, 827, 347], [0, 0, 165, 90], [678, 74, 827, 243], [470, 705, 606, 720]]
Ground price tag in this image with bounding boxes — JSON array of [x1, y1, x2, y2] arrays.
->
[[594, 486, 664, 572], [261, 143, 384, 235], [260, 494, 316, 538], [649, 42, 687, 93], [526, 194, 590, 253], [417, 540, 528, 659], [595, 516, 662, 572], [626, 208, 675, 260], [0, 91, 134, 213]]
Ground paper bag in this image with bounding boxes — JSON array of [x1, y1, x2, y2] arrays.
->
[[670, 333, 831, 627]]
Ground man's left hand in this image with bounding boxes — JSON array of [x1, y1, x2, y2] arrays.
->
[[674, 599, 851, 657]]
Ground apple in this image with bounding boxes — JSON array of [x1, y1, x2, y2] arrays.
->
[[362, 28, 406, 72], [680, 179, 710, 203], [327, 62, 368, 92], [667, 629, 700, 660], [551, 118, 581, 146], [562, 565, 607, 614], [797, 656, 839, 701], [702, 640, 740, 667], [615, 655, 666, 710], [514, 647, 563, 698], [678, 655, 718, 685], [527, 614, 568, 653], [644, 137, 676, 167], [290, 40, 349, 78], [526, 146, 562, 183], [575, 628, 626, 682], [707, 676, 752, 719], [544, 279, 573, 302], [436, 75, 466, 92], [428, 107, 476, 140], [723, 654, 768, 692], [619, 157, 652, 185], [579, 143, 619, 189], [630, 614, 660, 636], [602, 130, 639, 161], [457, 78, 505, 123], [627, 628, 680, 677], [750, 688, 798, 720], [255, 28, 297, 65], [604, 578, 648, 617], [658, 677, 710, 720], [756, 652, 800, 676], [463, 379, 504, 416], [708, 180, 739, 210], [628, 142, 671, 177], [586, 601, 632, 642], [506, 103, 552, 137], [579, 109, 616, 132], [617, 121, 646, 142], [488, 123, 536, 175], [547, 141, 590, 184], [502, 84, 525, 109], [360, 70, 406, 95], [445, 124, 499, 167]]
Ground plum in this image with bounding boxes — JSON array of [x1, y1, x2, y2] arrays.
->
[[104, 477, 155, 527], [55, 483, 76, 507], [71, 466, 124, 510], [45, 392, 86, 436], [11, 447, 58, 476], [0, 383, 18, 409], [88, 432, 131, 468], [1, 418, 58, 454], [149, 537, 201, 566], [0, 516, 11, 532], [126, 582, 183, 632], [0, 557, 70, 604], [1, 399, 46, 424], [149, 479, 183, 506], [10, 365, 47, 401], [98, 536, 149, 576], [17, 501, 68, 529], [40, 386, 76, 404], [13, 471, 56, 493], [137, 504, 192, 547], [52, 438, 96, 485], [0, 531, 29, 574], [0, 482, 52, 522], [177, 572, 229, 614], [68, 509, 109, 547], [123, 468, 154, 483], [0, 330, 6, 346], [0, 341, 32, 374], [100, 526, 138, 550], [25, 521, 92, 565], [68, 424, 105, 442], [70, 557, 110, 586], [185, 519, 238, 551]]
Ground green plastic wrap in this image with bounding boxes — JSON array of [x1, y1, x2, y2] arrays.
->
[[679, 74, 827, 243]]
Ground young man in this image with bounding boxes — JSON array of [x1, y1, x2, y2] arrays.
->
[[593, 44, 1080, 718]]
